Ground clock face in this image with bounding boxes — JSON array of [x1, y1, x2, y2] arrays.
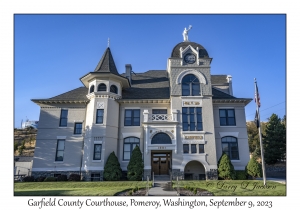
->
[[184, 53, 196, 64]]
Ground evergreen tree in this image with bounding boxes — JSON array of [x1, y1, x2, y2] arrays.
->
[[246, 157, 262, 179], [103, 151, 122, 181], [263, 114, 286, 164], [127, 145, 144, 181], [247, 121, 266, 157], [217, 153, 236, 180]]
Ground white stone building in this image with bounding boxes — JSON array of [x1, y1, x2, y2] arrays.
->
[[31, 36, 251, 180]]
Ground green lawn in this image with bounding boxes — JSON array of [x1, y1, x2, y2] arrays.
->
[[14, 181, 151, 196], [14, 180, 286, 196], [174, 180, 286, 196]]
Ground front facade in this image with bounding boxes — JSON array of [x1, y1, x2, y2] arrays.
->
[[31, 35, 251, 180]]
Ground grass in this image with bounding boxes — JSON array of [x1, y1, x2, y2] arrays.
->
[[14, 181, 151, 196], [173, 180, 286, 196], [14, 180, 286, 196]]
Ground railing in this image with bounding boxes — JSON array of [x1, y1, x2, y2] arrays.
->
[[150, 114, 173, 121], [143, 110, 178, 123]]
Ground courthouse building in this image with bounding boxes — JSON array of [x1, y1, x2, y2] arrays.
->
[[31, 31, 251, 180]]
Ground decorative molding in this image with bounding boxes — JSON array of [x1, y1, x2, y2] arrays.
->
[[219, 132, 239, 138], [122, 132, 142, 139], [97, 102, 104, 109], [149, 130, 175, 140], [176, 69, 207, 85], [117, 99, 170, 104]]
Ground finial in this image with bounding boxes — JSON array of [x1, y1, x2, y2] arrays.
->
[[108, 38, 110, 47]]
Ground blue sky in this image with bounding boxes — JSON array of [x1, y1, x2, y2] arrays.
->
[[14, 14, 286, 128]]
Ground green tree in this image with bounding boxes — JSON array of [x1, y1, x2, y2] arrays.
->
[[217, 153, 236, 180], [103, 151, 122, 181], [127, 145, 144, 181], [247, 121, 266, 157], [246, 157, 262, 179], [263, 114, 286, 164]]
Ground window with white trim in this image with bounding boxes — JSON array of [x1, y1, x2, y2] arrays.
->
[[55, 139, 65, 161], [222, 136, 239, 160], [219, 109, 236, 126], [123, 137, 140, 160]]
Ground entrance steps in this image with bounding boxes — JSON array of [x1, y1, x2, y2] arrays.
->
[[154, 175, 171, 182], [148, 175, 178, 196]]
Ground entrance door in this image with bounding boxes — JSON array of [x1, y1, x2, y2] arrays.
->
[[151, 153, 171, 175]]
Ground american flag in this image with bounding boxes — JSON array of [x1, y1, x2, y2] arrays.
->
[[255, 81, 261, 108]]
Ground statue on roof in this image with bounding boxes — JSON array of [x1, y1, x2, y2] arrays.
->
[[183, 25, 192, 42]]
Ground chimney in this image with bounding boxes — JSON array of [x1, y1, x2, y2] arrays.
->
[[226, 75, 233, 95], [125, 64, 132, 84]]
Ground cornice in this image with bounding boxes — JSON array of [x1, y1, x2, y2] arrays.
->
[[117, 99, 170, 104], [212, 98, 252, 105]]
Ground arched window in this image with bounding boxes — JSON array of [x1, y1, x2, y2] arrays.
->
[[89, 85, 95, 93], [221, 136, 239, 160], [110, 85, 118, 94], [98, 83, 107, 91], [182, 74, 200, 96], [151, 133, 172, 144], [123, 137, 140, 160]]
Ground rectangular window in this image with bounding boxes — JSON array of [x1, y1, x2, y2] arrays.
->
[[55, 140, 65, 161], [91, 173, 101, 181], [199, 144, 205, 153], [93, 144, 102, 160], [96, 109, 104, 124], [124, 109, 140, 126], [222, 137, 239, 160], [183, 144, 189, 154], [191, 144, 197, 153], [182, 107, 203, 131], [152, 109, 167, 114], [74, 123, 82, 134], [59, 109, 68, 127], [219, 109, 236, 126], [123, 137, 140, 160]]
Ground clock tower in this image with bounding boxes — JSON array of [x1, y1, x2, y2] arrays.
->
[[167, 39, 218, 179]]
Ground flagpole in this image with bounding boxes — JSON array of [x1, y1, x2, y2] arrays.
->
[[254, 78, 267, 186]]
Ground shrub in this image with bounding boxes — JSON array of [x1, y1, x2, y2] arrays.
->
[[193, 188, 197, 195], [127, 145, 144, 181], [35, 176, 46, 182], [235, 170, 247, 180], [68, 174, 81, 181], [217, 153, 236, 180], [246, 157, 262, 179], [103, 151, 122, 181], [57, 174, 68, 181], [44, 177, 57, 182], [22, 176, 35, 182]]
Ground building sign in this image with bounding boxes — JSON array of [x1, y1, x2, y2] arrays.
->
[[182, 100, 202, 107], [158, 146, 166, 150], [184, 135, 203, 140]]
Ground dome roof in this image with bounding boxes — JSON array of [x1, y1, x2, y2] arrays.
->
[[171, 41, 209, 58]]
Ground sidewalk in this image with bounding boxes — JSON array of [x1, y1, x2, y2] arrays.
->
[[147, 181, 178, 196], [256, 177, 286, 184]]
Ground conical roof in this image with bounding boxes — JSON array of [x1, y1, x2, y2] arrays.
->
[[94, 47, 119, 75]]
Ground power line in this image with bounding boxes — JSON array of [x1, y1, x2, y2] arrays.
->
[[247, 101, 285, 117]]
